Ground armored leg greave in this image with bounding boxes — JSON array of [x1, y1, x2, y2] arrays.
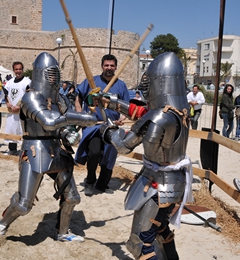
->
[[126, 194, 178, 260], [54, 171, 80, 235], [0, 161, 43, 228]]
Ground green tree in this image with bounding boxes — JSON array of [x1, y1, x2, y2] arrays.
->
[[220, 61, 233, 82], [150, 33, 183, 58], [61, 49, 78, 84], [23, 69, 33, 80], [180, 50, 191, 81]]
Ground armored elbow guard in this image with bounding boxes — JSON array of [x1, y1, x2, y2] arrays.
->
[[100, 123, 119, 144], [128, 103, 147, 120], [111, 128, 132, 154]]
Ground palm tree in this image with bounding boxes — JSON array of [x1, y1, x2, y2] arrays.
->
[[220, 61, 233, 82], [61, 49, 78, 85], [180, 50, 191, 81]]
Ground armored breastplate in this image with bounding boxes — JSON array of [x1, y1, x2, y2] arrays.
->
[[22, 92, 69, 138], [133, 109, 189, 165]]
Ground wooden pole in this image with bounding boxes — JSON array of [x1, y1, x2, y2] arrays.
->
[[103, 24, 154, 93], [0, 107, 9, 113], [108, 0, 115, 55], [59, 0, 98, 92], [0, 133, 22, 141], [212, 0, 226, 131]]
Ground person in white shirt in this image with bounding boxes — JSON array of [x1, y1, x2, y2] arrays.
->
[[187, 85, 205, 130], [3, 61, 31, 155]]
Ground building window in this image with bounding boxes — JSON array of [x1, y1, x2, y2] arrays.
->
[[204, 43, 210, 50], [207, 66, 209, 73], [11, 16, 17, 24]]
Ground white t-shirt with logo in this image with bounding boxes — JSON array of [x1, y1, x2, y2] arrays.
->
[[4, 77, 31, 137]]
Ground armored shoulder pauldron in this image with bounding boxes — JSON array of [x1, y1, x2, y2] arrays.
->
[[131, 108, 185, 134]]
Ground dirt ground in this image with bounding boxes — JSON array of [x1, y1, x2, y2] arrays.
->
[[0, 112, 240, 259], [0, 150, 239, 260]]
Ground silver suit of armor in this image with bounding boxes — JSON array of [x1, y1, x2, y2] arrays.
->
[[101, 52, 190, 259], [0, 52, 97, 238]]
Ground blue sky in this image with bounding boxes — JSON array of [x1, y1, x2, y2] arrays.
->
[[42, 0, 240, 52]]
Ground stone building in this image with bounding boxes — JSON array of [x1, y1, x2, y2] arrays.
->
[[0, 0, 140, 88]]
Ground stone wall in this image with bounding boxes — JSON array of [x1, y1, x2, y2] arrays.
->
[[0, 0, 141, 89], [0, 0, 141, 88], [0, 27, 140, 88], [0, 0, 42, 31]]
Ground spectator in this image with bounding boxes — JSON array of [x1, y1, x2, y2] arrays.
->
[[3, 61, 31, 155], [59, 81, 69, 96], [6, 74, 12, 81], [185, 80, 191, 95], [137, 73, 150, 103], [187, 85, 205, 130], [134, 90, 142, 100], [66, 84, 78, 110], [219, 84, 235, 138], [75, 54, 129, 196], [234, 93, 240, 140], [220, 82, 225, 89], [0, 76, 2, 129], [0, 94, 2, 131]]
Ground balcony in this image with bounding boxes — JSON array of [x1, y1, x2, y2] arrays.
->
[[213, 47, 233, 52], [222, 47, 233, 52]]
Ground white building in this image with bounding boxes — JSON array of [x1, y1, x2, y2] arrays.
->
[[197, 35, 240, 86], [183, 48, 197, 85], [139, 49, 198, 85], [136, 53, 153, 86]]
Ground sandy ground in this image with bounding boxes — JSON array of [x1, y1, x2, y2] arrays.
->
[[0, 107, 240, 260]]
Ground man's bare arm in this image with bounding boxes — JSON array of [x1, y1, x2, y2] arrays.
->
[[75, 95, 82, 112]]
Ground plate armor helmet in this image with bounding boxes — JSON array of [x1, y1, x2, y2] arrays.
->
[[146, 52, 188, 111], [31, 52, 61, 102]]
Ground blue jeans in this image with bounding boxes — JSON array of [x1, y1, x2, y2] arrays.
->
[[190, 109, 201, 130], [236, 117, 240, 138], [221, 112, 234, 138]]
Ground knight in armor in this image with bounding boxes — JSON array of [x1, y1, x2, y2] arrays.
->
[[0, 52, 97, 242], [98, 52, 193, 259]]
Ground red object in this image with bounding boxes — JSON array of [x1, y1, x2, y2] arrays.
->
[[2, 206, 9, 217], [128, 103, 147, 119], [151, 182, 158, 189]]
